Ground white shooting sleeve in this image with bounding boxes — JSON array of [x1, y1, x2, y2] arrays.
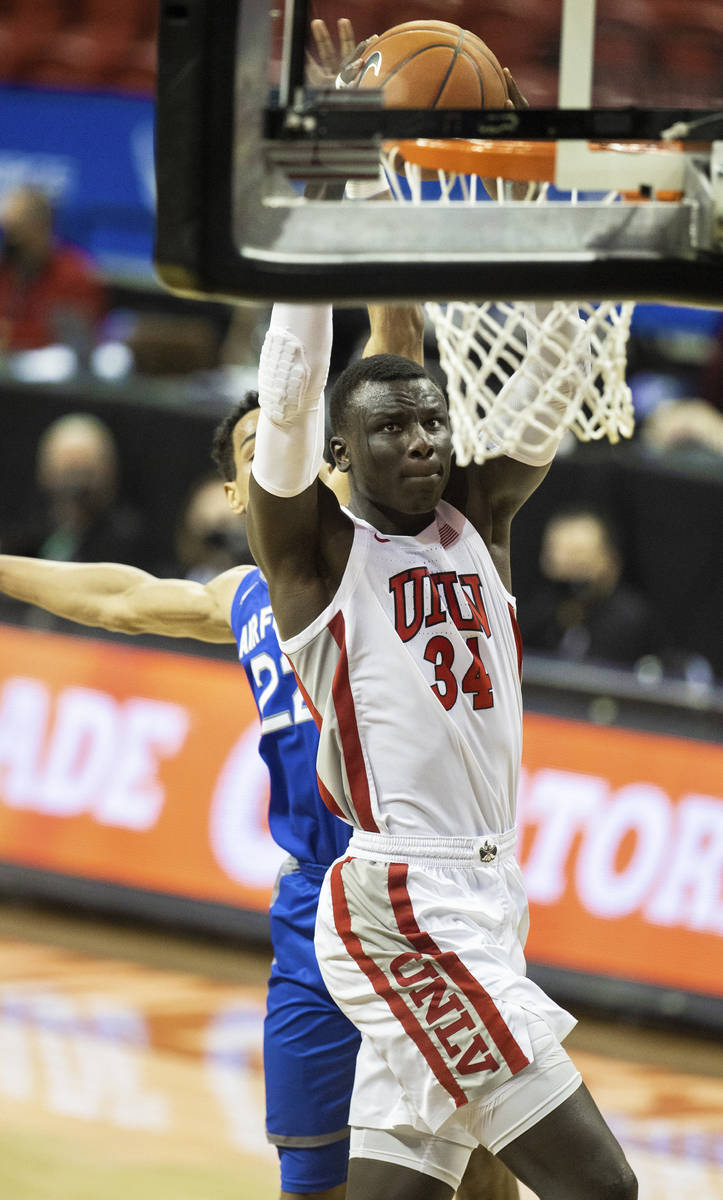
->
[[495, 301, 589, 466], [251, 303, 333, 497]]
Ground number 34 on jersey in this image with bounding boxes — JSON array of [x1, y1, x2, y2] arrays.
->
[[389, 566, 496, 714]]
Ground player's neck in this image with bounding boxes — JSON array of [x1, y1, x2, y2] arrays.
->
[[349, 494, 436, 536]]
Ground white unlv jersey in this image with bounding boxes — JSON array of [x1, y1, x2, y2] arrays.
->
[[280, 500, 524, 838]]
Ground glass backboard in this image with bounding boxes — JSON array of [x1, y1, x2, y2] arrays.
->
[[154, 0, 723, 304]]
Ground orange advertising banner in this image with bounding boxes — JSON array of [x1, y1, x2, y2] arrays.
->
[[0, 625, 720, 997], [0, 624, 283, 910], [518, 714, 723, 997]]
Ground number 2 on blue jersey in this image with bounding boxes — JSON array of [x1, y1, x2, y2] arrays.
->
[[250, 650, 312, 733]]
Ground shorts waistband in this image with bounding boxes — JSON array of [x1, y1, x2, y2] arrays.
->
[[347, 828, 517, 867]]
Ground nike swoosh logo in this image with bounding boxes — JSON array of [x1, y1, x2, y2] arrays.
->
[[374, 532, 390, 542], [357, 49, 382, 85]]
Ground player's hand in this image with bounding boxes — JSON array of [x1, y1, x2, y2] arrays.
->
[[503, 69, 529, 113], [482, 68, 535, 201], [305, 18, 377, 88]]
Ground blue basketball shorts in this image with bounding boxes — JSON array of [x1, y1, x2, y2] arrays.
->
[[265, 860, 361, 1194]]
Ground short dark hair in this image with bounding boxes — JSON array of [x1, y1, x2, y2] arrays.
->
[[329, 354, 436, 435], [210, 391, 259, 481]]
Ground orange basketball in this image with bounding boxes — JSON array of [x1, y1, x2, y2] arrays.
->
[[354, 19, 509, 109]]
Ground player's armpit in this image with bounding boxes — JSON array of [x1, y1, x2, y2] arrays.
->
[[247, 473, 352, 641], [457, 457, 551, 593]]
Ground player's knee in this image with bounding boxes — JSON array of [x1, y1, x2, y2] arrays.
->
[[616, 1161, 638, 1200], [596, 1158, 638, 1200]]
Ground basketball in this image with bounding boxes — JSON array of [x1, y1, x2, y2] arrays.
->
[[354, 19, 509, 109]]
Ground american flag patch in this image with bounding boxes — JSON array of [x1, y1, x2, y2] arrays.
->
[[438, 521, 459, 548]]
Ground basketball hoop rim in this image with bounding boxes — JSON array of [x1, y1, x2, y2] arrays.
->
[[386, 139, 557, 182], [385, 138, 690, 198]]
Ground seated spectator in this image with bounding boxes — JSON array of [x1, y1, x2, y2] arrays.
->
[[172, 473, 252, 584], [1, 413, 149, 570], [520, 505, 661, 668], [0, 186, 107, 358], [642, 397, 723, 458]]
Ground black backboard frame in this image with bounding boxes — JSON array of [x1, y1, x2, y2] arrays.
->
[[154, 0, 723, 305]]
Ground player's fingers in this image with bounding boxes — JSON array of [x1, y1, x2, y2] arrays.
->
[[311, 18, 336, 71], [337, 34, 378, 85], [504, 67, 529, 110], [345, 32, 378, 65], [338, 17, 357, 60]]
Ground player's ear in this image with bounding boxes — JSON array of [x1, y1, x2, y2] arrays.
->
[[224, 480, 246, 514], [329, 434, 351, 473]]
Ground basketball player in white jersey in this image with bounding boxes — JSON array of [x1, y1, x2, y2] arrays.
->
[[245, 299, 638, 1200]]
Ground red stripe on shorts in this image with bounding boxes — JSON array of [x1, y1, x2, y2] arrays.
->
[[328, 612, 379, 832], [329, 859, 469, 1109], [387, 862, 530, 1075]]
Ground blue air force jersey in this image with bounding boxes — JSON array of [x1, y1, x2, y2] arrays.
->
[[230, 568, 352, 867]]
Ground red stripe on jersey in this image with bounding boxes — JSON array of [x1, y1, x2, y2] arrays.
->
[[507, 602, 523, 680], [387, 863, 529, 1075], [316, 772, 347, 822], [330, 859, 469, 1109], [288, 663, 347, 820], [289, 666, 323, 730], [328, 611, 379, 832]]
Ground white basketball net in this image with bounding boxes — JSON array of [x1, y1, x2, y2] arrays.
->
[[428, 298, 635, 466], [380, 147, 636, 466]]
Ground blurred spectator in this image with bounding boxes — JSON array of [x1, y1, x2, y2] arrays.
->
[[520, 505, 661, 668], [634, 318, 723, 463], [0, 413, 149, 568], [642, 398, 723, 458], [0, 186, 107, 358], [173, 473, 252, 583]]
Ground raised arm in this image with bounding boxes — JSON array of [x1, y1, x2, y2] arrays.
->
[[457, 302, 589, 590], [246, 303, 353, 640], [0, 556, 248, 642], [247, 299, 426, 638], [363, 302, 425, 364]]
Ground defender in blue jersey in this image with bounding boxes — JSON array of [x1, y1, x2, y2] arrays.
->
[[230, 563, 359, 1193], [0, 307, 518, 1200]]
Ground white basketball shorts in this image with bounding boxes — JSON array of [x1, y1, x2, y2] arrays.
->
[[314, 830, 580, 1151]]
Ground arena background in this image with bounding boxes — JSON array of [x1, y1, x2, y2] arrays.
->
[[0, 3, 721, 1195]]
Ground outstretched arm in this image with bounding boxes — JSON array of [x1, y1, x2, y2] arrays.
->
[[0, 556, 248, 643]]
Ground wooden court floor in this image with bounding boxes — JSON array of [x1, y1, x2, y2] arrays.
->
[[0, 902, 720, 1200]]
